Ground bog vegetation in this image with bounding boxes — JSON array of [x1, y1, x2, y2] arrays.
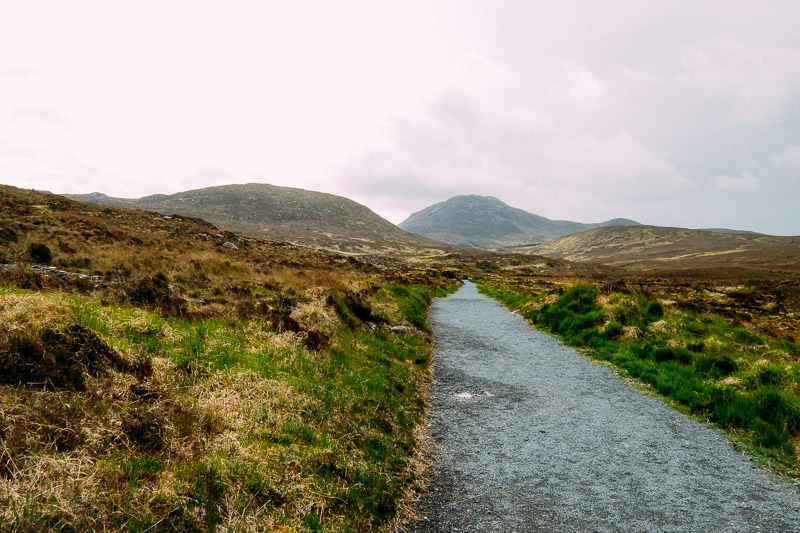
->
[[479, 275, 800, 481], [3, 183, 799, 530], [0, 186, 457, 532]]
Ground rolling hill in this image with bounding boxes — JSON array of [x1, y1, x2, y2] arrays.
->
[[66, 183, 456, 258], [398, 194, 638, 248], [0, 183, 464, 531], [516, 225, 800, 275]]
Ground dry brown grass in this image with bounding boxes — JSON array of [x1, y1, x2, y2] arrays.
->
[[0, 185, 458, 531], [0, 292, 72, 337], [0, 328, 326, 530]]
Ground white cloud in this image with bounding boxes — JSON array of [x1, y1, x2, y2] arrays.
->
[[333, 91, 691, 224], [678, 39, 800, 125], [0, 1, 451, 195], [711, 172, 759, 192], [175, 167, 238, 194], [617, 66, 663, 85], [552, 62, 610, 109], [542, 132, 691, 196], [772, 145, 800, 170], [0, 67, 38, 80], [11, 106, 72, 128], [1, 1, 800, 235]]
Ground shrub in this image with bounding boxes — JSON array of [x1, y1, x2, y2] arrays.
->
[[0, 324, 126, 391], [27, 242, 52, 263], [611, 303, 641, 327], [645, 300, 664, 319], [125, 276, 187, 316], [758, 365, 785, 386], [753, 387, 800, 432], [602, 323, 623, 340], [560, 285, 599, 314], [694, 354, 737, 377], [537, 285, 601, 338]]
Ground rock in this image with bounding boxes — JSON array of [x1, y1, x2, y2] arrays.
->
[[222, 242, 238, 250]]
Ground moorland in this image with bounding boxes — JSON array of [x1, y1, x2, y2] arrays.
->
[[1, 182, 799, 531], [0, 185, 461, 531]]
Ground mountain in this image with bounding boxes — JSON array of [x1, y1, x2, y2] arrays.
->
[[515, 225, 800, 274], [66, 183, 456, 258], [398, 195, 639, 248]]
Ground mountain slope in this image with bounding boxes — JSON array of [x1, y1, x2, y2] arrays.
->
[[0, 183, 460, 530], [398, 195, 638, 248], [66, 183, 454, 257], [517, 225, 800, 273]]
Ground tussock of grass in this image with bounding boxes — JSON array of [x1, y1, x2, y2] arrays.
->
[[479, 277, 800, 482]]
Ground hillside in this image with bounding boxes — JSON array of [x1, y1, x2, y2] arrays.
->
[[398, 194, 638, 248], [66, 183, 455, 258], [518, 225, 800, 275], [0, 183, 462, 531]]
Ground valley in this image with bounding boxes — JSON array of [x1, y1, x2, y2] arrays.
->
[[1, 182, 799, 531]]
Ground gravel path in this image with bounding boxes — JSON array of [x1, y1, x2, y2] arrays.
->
[[410, 281, 800, 532]]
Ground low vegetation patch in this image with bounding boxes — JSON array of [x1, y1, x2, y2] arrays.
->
[[479, 276, 800, 481], [0, 280, 452, 531], [0, 186, 459, 532]]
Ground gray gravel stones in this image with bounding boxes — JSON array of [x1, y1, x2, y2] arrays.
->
[[410, 281, 800, 532]]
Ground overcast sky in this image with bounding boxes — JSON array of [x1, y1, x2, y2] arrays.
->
[[2, 1, 800, 235]]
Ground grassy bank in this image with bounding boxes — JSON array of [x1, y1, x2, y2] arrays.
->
[[478, 276, 800, 482], [0, 280, 452, 532], [0, 184, 464, 531]]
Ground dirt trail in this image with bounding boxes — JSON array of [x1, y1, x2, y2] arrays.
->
[[410, 281, 800, 532]]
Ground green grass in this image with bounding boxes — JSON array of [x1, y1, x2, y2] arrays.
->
[[118, 456, 165, 487], [384, 285, 444, 332], [478, 278, 800, 480], [0, 281, 455, 531]]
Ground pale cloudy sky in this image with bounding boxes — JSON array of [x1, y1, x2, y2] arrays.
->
[[2, 1, 799, 235]]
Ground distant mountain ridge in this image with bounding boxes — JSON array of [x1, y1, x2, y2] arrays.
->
[[398, 194, 639, 248], [65, 183, 455, 257]]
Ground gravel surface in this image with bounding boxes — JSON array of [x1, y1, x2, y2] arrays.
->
[[410, 281, 800, 532]]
